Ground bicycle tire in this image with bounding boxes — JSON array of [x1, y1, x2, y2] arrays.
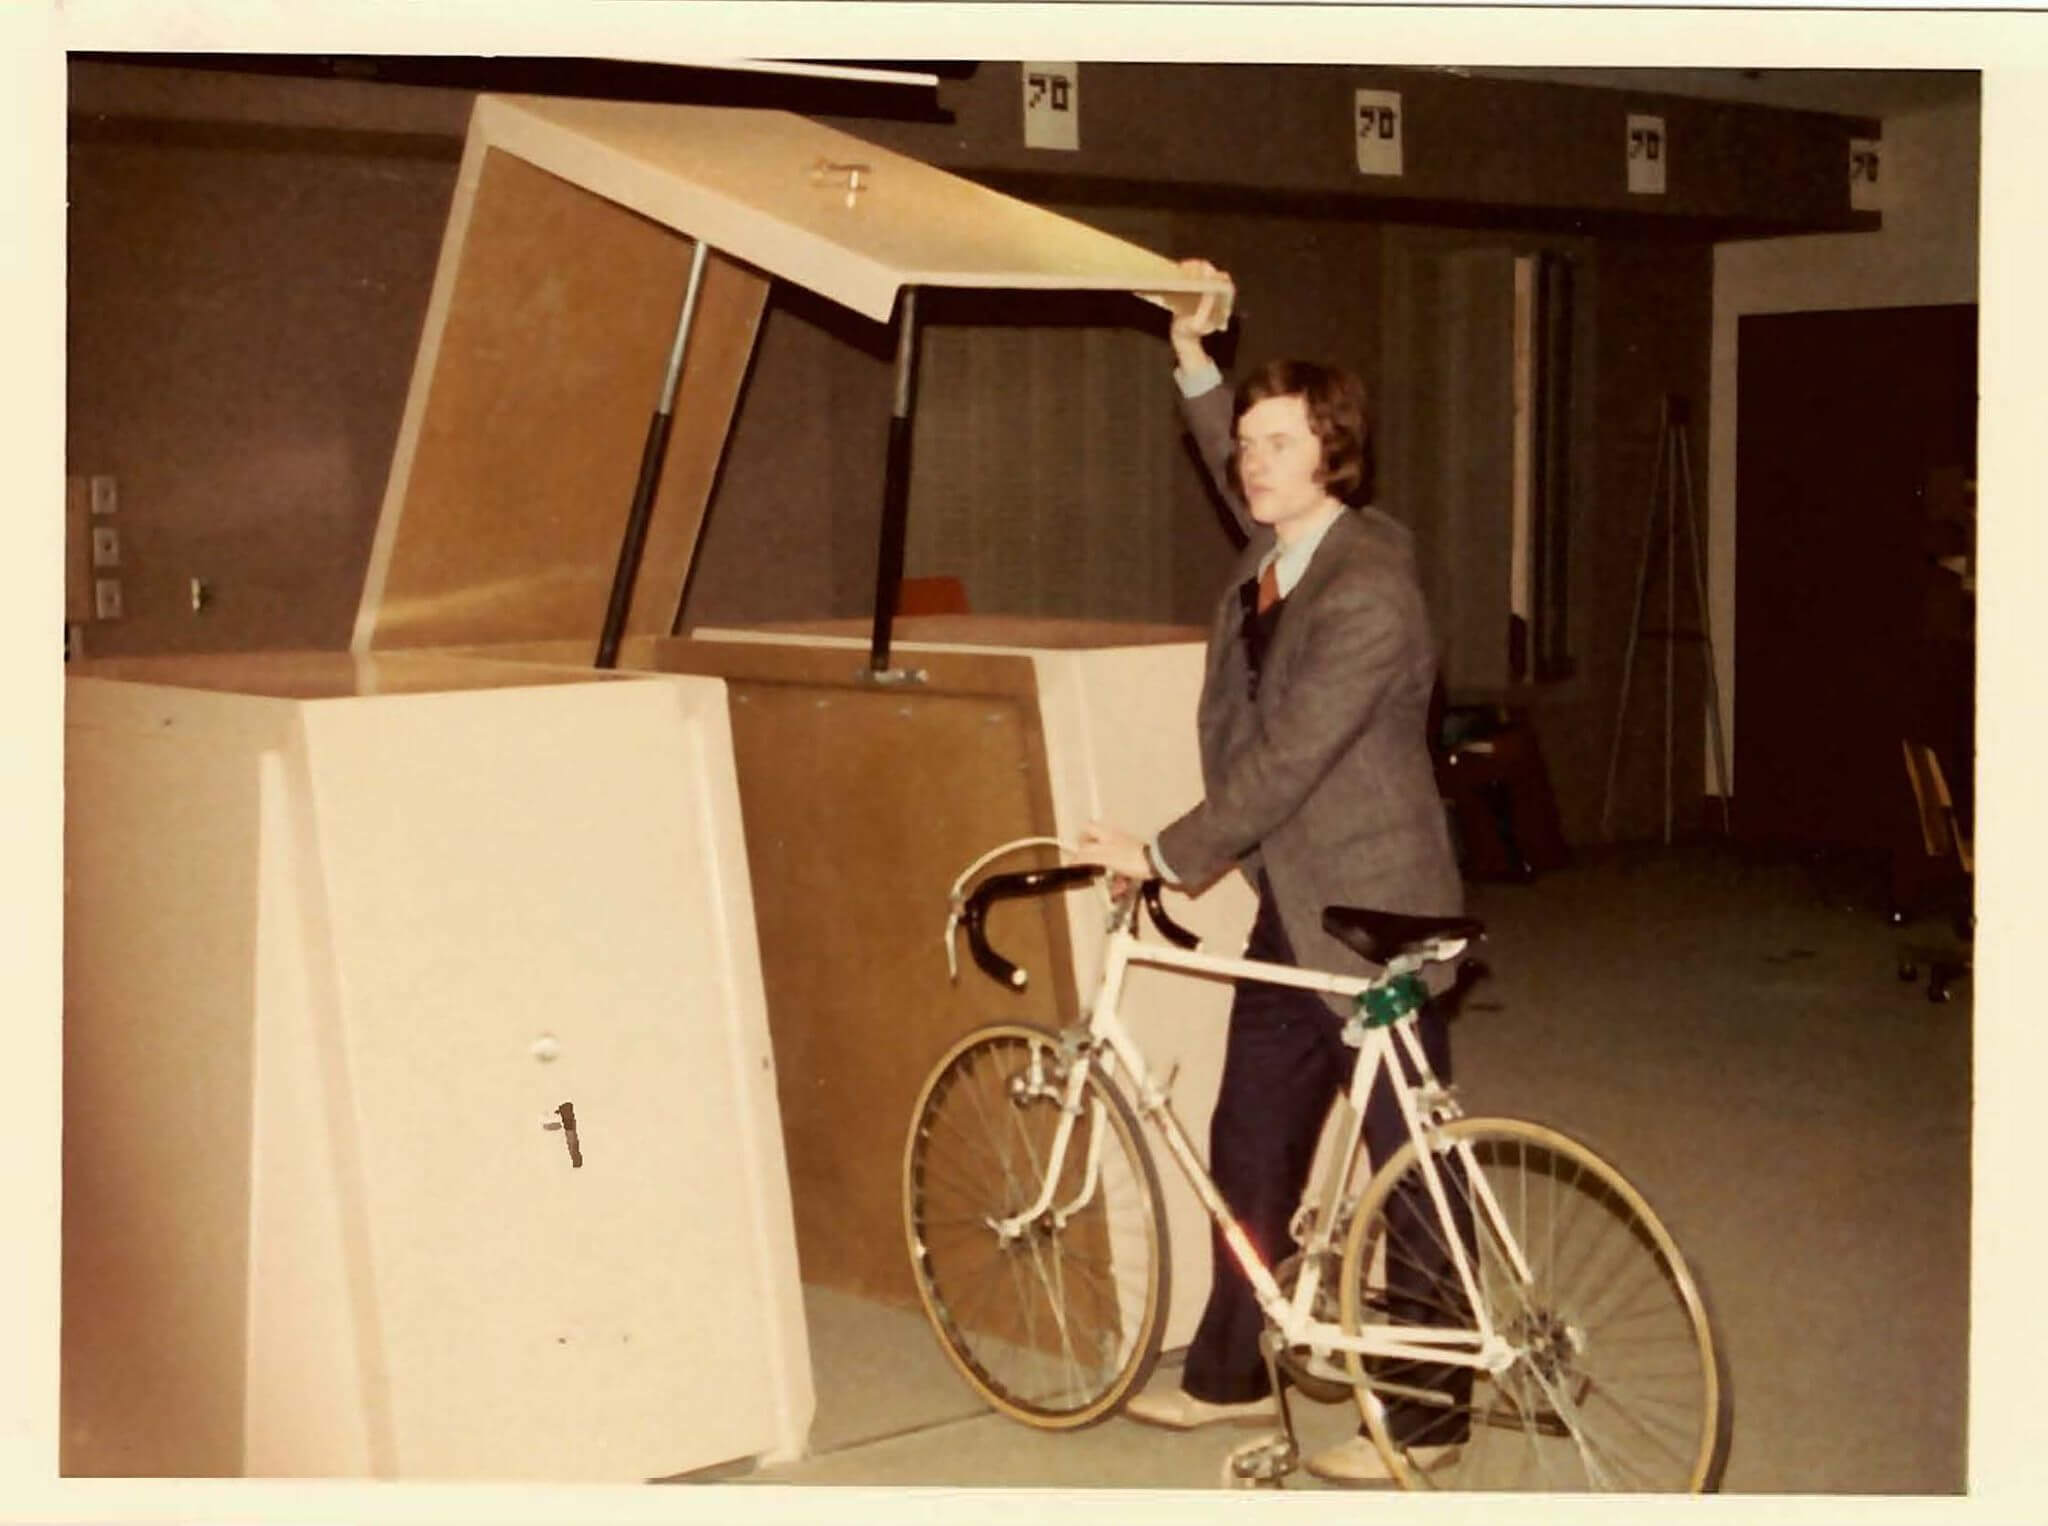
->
[[1337, 1116, 1726, 1492], [903, 1023, 1170, 1429]]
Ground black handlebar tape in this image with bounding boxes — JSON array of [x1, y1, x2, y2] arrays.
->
[[1141, 879, 1201, 949], [961, 896, 1026, 989], [961, 864, 1105, 991]]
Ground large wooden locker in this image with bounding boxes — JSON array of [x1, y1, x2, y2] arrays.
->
[[338, 95, 1248, 1344], [63, 90, 1249, 1485], [63, 654, 811, 1479]]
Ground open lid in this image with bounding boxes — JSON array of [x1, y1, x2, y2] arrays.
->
[[353, 94, 1228, 654]]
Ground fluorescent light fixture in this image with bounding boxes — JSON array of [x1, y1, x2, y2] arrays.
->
[[725, 59, 941, 88]]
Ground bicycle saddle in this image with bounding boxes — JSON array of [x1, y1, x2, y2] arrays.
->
[[1322, 905, 1485, 965]]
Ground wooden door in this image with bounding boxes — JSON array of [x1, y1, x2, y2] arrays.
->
[[1733, 305, 1975, 853]]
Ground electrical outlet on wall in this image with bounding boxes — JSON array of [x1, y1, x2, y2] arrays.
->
[[91, 525, 121, 568], [89, 475, 118, 516], [94, 578, 123, 620]]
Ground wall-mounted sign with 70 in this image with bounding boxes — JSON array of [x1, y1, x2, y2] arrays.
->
[[1354, 88, 1403, 176], [1627, 113, 1667, 195], [1023, 63, 1079, 151]]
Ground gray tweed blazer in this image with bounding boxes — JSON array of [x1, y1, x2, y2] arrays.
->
[[1155, 382, 1462, 1002]]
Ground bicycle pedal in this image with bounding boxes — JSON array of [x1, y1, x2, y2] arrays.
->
[[1222, 1432, 1297, 1489]]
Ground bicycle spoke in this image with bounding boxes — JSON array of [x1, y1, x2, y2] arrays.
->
[[1344, 1119, 1719, 1493], [907, 1028, 1166, 1427]]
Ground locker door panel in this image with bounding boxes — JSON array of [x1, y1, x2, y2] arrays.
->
[[295, 681, 783, 1479]]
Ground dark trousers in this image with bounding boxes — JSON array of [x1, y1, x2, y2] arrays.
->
[[1181, 882, 1471, 1442]]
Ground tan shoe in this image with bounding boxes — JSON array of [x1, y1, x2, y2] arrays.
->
[[1303, 1433, 1460, 1484], [1121, 1387, 1276, 1430]]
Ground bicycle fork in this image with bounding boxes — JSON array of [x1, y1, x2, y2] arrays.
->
[[985, 1035, 1108, 1243]]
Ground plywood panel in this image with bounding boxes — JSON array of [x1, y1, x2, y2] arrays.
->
[[356, 144, 767, 652], [704, 664, 1074, 1307], [673, 635, 1244, 1345]]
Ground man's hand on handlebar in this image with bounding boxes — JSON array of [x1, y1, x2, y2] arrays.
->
[[1075, 820, 1151, 894], [949, 835, 1205, 990]]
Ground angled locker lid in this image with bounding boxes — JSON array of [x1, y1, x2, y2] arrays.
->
[[355, 94, 1228, 655], [470, 93, 1221, 323]]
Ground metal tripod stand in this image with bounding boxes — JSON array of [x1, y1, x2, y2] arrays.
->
[[1599, 395, 1732, 843]]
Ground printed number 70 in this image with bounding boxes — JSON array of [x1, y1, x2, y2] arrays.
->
[[1028, 73, 1072, 112]]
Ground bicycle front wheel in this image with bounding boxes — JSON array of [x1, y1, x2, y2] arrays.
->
[[1338, 1117, 1725, 1492], [903, 1023, 1169, 1429]]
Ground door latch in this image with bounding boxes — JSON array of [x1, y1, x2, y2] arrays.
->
[[542, 1101, 583, 1167]]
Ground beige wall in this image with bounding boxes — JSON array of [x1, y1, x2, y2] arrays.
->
[[1708, 98, 1981, 791]]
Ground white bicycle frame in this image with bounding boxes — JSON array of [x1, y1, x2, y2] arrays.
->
[[988, 909, 1530, 1378]]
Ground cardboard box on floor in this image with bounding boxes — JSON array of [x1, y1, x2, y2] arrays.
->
[[63, 94, 1245, 1482]]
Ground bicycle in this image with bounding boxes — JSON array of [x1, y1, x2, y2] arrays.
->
[[901, 839, 1728, 1492]]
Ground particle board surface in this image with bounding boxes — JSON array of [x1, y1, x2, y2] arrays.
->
[[638, 627, 1247, 1335], [351, 93, 1225, 656], [355, 145, 768, 654], [658, 639, 1074, 1306]]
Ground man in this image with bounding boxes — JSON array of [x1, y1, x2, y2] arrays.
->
[[1075, 259, 1465, 1484]]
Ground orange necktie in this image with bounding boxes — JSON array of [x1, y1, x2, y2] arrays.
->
[[1256, 560, 1280, 615]]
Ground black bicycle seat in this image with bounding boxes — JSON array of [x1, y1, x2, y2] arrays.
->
[[1322, 905, 1485, 965]]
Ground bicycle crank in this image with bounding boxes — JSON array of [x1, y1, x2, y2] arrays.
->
[[1271, 1252, 1352, 1404]]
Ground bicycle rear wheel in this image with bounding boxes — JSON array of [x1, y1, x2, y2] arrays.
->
[[903, 1023, 1169, 1429], [1338, 1117, 1725, 1492]]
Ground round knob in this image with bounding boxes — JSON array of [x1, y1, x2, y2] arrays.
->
[[530, 1033, 561, 1063]]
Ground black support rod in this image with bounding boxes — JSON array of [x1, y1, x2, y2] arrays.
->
[[596, 239, 711, 670], [866, 286, 921, 675]]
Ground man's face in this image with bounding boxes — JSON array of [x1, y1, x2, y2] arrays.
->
[[1234, 393, 1329, 540]]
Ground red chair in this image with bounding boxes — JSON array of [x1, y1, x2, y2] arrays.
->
[[896, 576, 970, 616]]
